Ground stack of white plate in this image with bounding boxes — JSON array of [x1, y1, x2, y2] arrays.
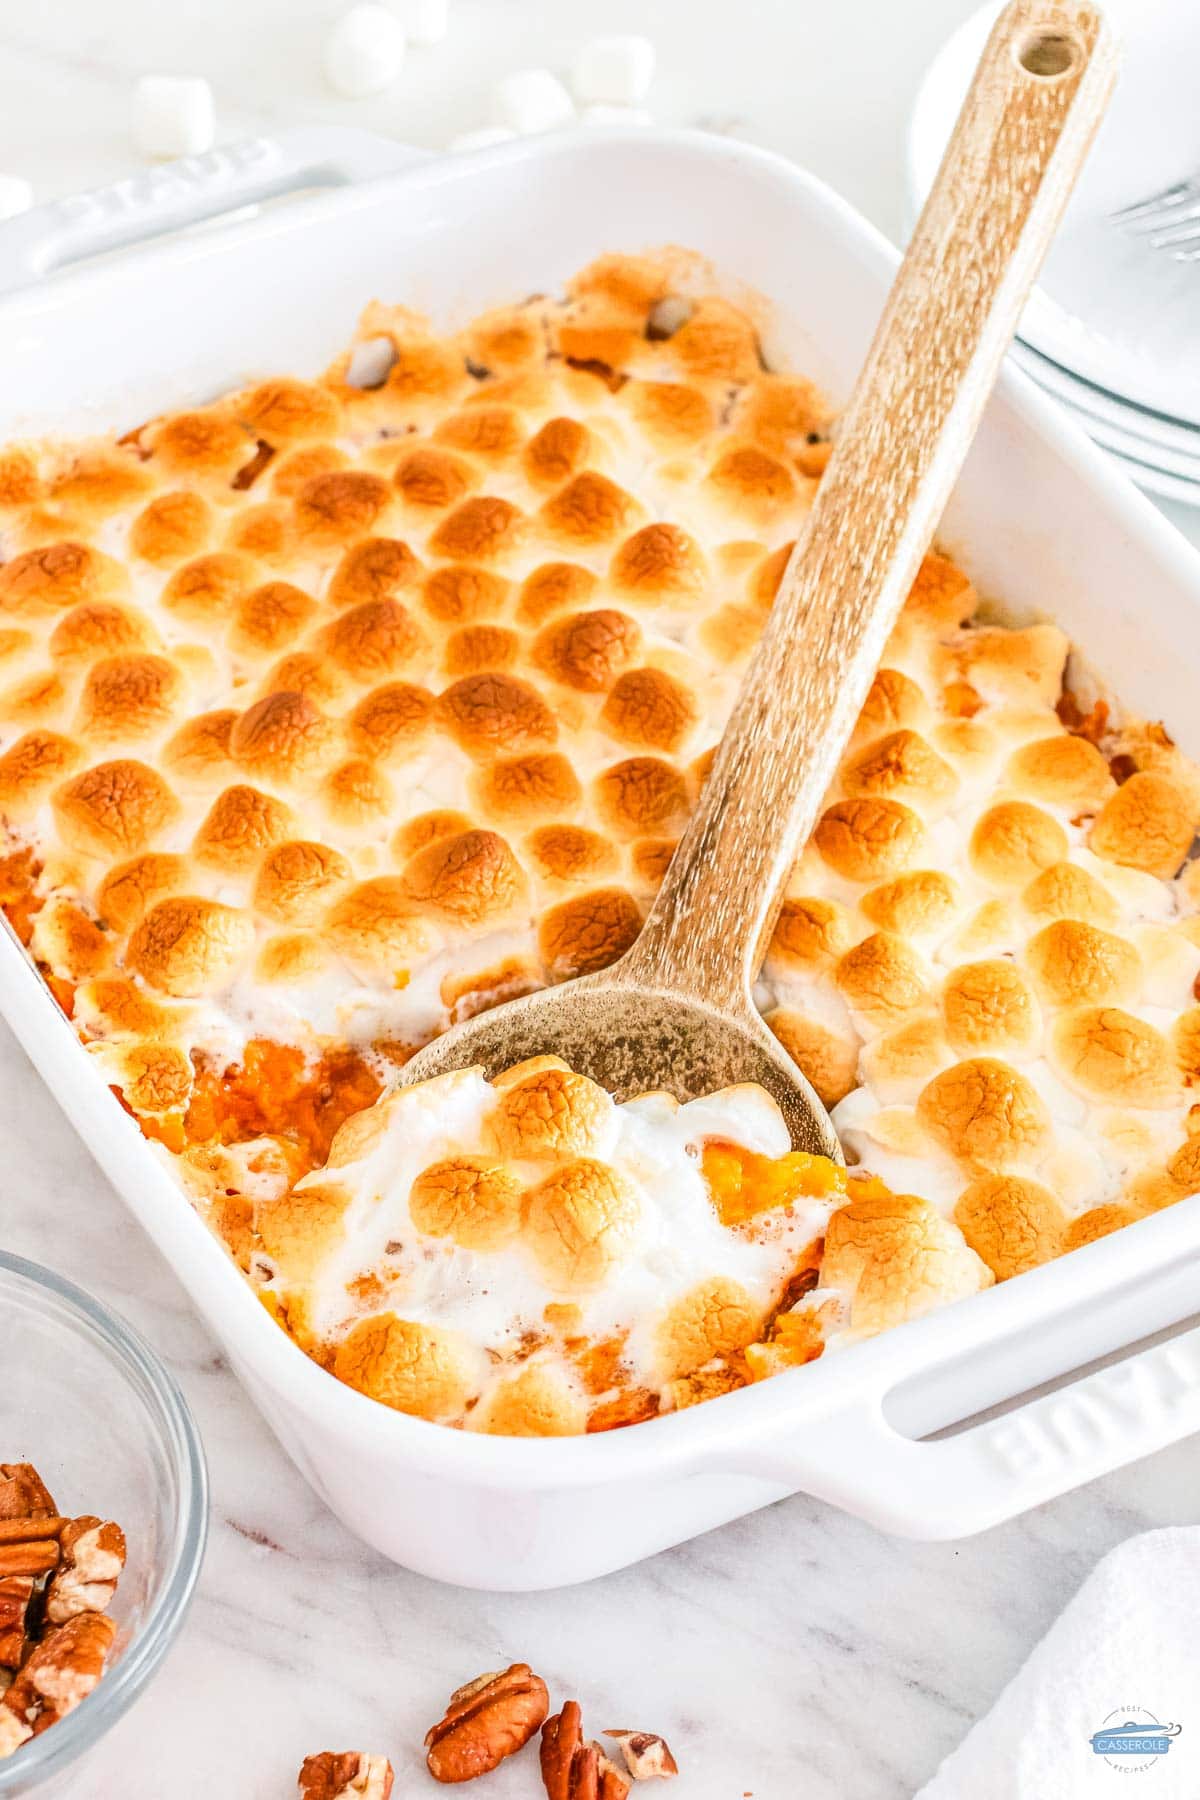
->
[[908, 0, 1200, 507]]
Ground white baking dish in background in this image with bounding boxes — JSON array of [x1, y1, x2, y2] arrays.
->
[[1, 126, 1199, 1591]]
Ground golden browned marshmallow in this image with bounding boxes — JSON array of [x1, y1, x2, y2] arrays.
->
[[835, 932, 929, 1027], [0, 443, 41, 509], [860, 869, 960, 939], [3, 666, 69, 730], [103, 1040, 193, 1116], [941, 959, 1039, 1056], [621, 380, 715, 451], [327, 537, 423, 611], [954, 1173, 1066, 1280], [851, 668, 931, 746], [96, 851, 190, 932], [409, 1154, 524, 1250], [160, 552, 257, 624], [822, 1193, 992, 1335], [73, 976, 183, 1040], [0, 729, 83, 813], [333, 1313, 482, 1422], [594, 755, 691, 841], [600, 667, 699, 754], [48, 449, 154, 522], [609, 522, 707, 607], [294, 469, 393, 548], [228, 691, 339, 785], [429, 494, 525, 564], [321, 758, 394, 829], [813, 798, 926, 883], [940, 623, 1067, 705], [125, 895, 254, 996], [1062, 1203, 1137, 1253], [704, 444, 797, 526], [270, 443, 348, 498], [1090, 771, 1196, 879], [49, 600, 157, 668], [29, 897, 111, 981], [1022, 859, 1120, 927], [257, 931, 330, 985], [443, 624, 520, 678], [1006, 733, 1115, 811], [539, 472, 639, 548], [766, 1009, 859, 1108], [970, 801, 1068, 887], [346, 681, 433, 764], [538, 887, 642, 979], [532, 609, 642, 693], [264, 651, 353, 712], [841, 730, 958, 812], [438, 672, 556, 759], [1050, 1007, 1177, 1107], [859, 1016, 950, 1100], [519, 416, 594, 490], [237, 377, 341, 444], [128, 490, 214, 567], [768, 896, 855, 972], [402, 828, 523, 928], [229, 580, 316, 660], [474, 753, 583, 824], [0, 542, 127, 616], [917, 1057, 1051, 1171], [1173, 1009, 1200, 1087], [326, 876, 431, 971], [434, 404, 525, 465], [162, 709, 237, 785], [192, 784, 296, 873], [524, 823, 619, 886], [148, 408, 251, 482], [422, 564, 511, 626], [522, 1158, 640, 1291], [668, 297, 762, 382], [53, 759, 179, 857], [467, 1361, 585, 1436], [1024, 919, 1141, 1007], [655, 1277, 761, 1381], [392, 810, 473, 861], [515, 560, 598, 626], [322, 598, 425, 683], [76, 651, 180, 741], [488, 1063, 612, 1161], [903, 550, 976, 631]]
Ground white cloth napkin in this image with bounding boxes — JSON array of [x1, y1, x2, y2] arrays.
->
[[917, 1529, 1200, 1799]]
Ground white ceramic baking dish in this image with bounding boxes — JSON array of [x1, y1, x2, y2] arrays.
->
[[2, 126, 1199, 1591]]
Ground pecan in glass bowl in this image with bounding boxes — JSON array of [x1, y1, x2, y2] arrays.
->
[[0, 1252, 207, 1796]]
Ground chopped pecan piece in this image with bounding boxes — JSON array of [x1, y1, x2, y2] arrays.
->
[[298, 1750, 394, 1799], [541, 1703, 630, 1800], [604, 1730, 679, 1780], [425, 1662, 550, 1783], [0, 1707, 31, 1760], [0, 1576, 34, 1670], [0, 1540, 59, 1580], [0, 1465, 58, 1523], [2, 1610, 116, 1733], [45, 1517, 126, 1623]]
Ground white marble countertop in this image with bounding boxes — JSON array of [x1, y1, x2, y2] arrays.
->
[[3, 2, 1200, 1796]]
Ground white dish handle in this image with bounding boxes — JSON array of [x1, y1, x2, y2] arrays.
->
[[0, 126, 428, 296], [753, 1318, 1200, 1537]]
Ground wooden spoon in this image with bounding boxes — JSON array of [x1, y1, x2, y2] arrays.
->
[[400, 0, 1119, 1151]]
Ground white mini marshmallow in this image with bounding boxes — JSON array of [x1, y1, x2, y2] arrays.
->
[[449, 126, 517, 152], [579, 103, 652, 126], [0, 175, 34, 221], [490, 68, 575, 136], [405, 0, 449, 47], [572, 35, 655, 106], [324, 5, 406, 98], [133, 76, 216, 160]]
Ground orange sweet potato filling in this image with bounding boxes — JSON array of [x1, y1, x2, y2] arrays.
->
[[701, 1139, 848, 1225]]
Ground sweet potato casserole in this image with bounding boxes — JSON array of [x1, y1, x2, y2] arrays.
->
[[3, 252, 1200, 1436]]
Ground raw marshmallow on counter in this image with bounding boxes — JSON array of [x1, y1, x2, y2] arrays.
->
[[404, 0, 449, 47], [324, 4, 407, 99], [572, 35, 656, 106], [490, 68, 576, 136], [132, 76, 215, 159]]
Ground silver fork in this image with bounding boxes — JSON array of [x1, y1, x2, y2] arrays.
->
[[1111, 174, 1200, 260]]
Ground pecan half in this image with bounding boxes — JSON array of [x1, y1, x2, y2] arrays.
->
[[604, 1731, 679, 1781], [425, 1662, 550, 1783], [298, 1750, 394, 1799], [2, 1610, 116, 1734], [0, 1577, 34, 1670], [45, 1517, 126, 1624], [0, 1540, 59, 1580], [0, 1465, 58, 1523], [542, 1703, 630, 1800]]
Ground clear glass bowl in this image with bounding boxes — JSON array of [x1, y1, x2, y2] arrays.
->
[[0, 1253, 207, 1797]]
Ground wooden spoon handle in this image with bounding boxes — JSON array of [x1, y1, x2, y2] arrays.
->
[[615, 0, 1119, 1013]]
